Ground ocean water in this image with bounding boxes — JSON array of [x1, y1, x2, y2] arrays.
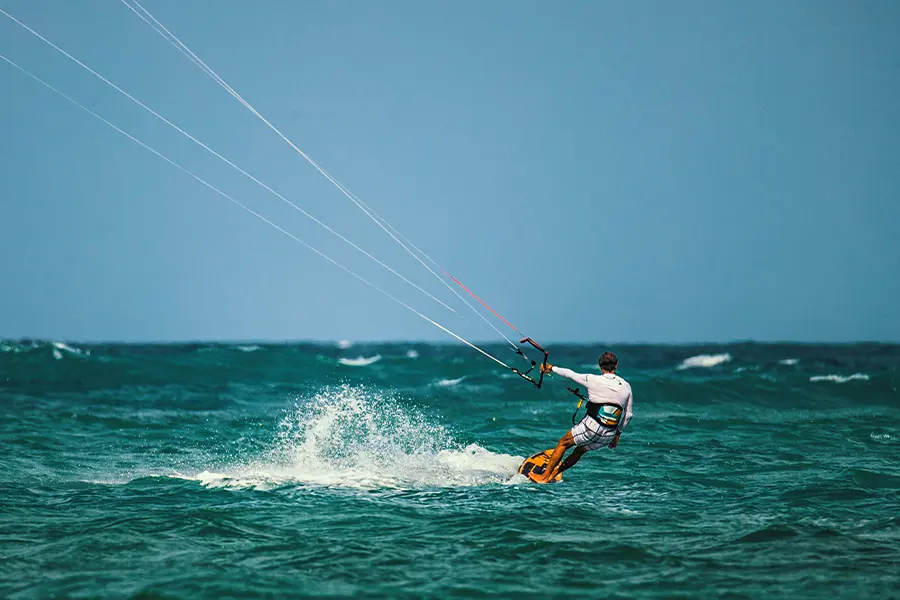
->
[[1, 341, 898, 599]]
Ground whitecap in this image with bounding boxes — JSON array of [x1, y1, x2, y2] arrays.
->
[[677, 353, 731, 370], [338, 354, 382, 367], [52, 341, 89, 356], [236, 345, 260, 352], [406, 349, 420, 359], [436, 377, 465, 387], [809, 373, 869, 384], [778, 358, 799, 366], [52, 348, 63, 360], [337, 340, 353, 350], [2, 341, 40, 353]]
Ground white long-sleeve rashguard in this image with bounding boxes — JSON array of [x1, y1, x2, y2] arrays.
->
[[551, 367, 634, 432]]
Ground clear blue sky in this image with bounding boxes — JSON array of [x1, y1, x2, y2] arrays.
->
[[1, 1, 898, 343]]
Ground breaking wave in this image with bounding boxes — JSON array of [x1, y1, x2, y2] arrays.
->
[[677, 353, 732, 370], [338, 355, 382, 367], [53, 341, 89, 360], [809, 373, 870, 384]]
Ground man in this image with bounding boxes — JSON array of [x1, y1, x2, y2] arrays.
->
[[532, 351, 633, 483]]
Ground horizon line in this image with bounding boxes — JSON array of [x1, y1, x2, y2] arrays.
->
[[3, 337, 898, 346]]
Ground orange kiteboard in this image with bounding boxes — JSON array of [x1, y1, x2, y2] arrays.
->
[[518, 449, 563, 484]]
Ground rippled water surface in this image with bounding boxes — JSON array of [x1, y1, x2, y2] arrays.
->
[[1, 341, 898, 598]]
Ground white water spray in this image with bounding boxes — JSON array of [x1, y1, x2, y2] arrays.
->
[[189, 386, 524, 490]]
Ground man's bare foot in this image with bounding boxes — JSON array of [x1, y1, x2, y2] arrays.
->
[[530, 467, 559, 484]]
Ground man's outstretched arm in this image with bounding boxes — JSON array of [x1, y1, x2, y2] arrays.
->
[[541, 364, 590, 386]]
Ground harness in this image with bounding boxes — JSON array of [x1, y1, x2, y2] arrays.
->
[[565, 384, 622, 465], [585, 402, 624, 428], [568, 383, 622, 427]]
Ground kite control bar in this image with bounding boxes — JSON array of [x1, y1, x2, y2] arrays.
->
[[511, 337, 550, 388], [511, 338, 592, 418]]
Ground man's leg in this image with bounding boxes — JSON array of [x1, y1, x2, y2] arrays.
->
[[537, 431, 575, 482], [552, 446, 588, 478]]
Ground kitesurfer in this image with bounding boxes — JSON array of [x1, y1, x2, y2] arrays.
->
[[531, 351, 633, 483]]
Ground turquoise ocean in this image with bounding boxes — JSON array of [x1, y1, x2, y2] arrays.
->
[[1, 340, 897, 598]]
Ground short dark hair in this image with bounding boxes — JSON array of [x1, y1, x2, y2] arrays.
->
[[599, 351, 618, 371]]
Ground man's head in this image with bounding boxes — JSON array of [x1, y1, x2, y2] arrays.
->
[[599, 351, 618, 373]]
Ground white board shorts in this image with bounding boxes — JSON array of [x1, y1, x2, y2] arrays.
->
[[571, 416, 617, 451]]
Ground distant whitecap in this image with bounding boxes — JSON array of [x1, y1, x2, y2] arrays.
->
[[53, 342, 91, 360], [52, 341, 89, 356], [338, 355, 382, 367], [809, 373, 869, 384], [406, 349, 420, 359], [337, 340, 353, 350], [676, 353, 731, 370], [778, 358, 799, 366]]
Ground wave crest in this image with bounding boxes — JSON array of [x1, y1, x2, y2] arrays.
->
[[338, 355, 381, 367], [809, 373, 869, 384], [677, 353, 732, 370]]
